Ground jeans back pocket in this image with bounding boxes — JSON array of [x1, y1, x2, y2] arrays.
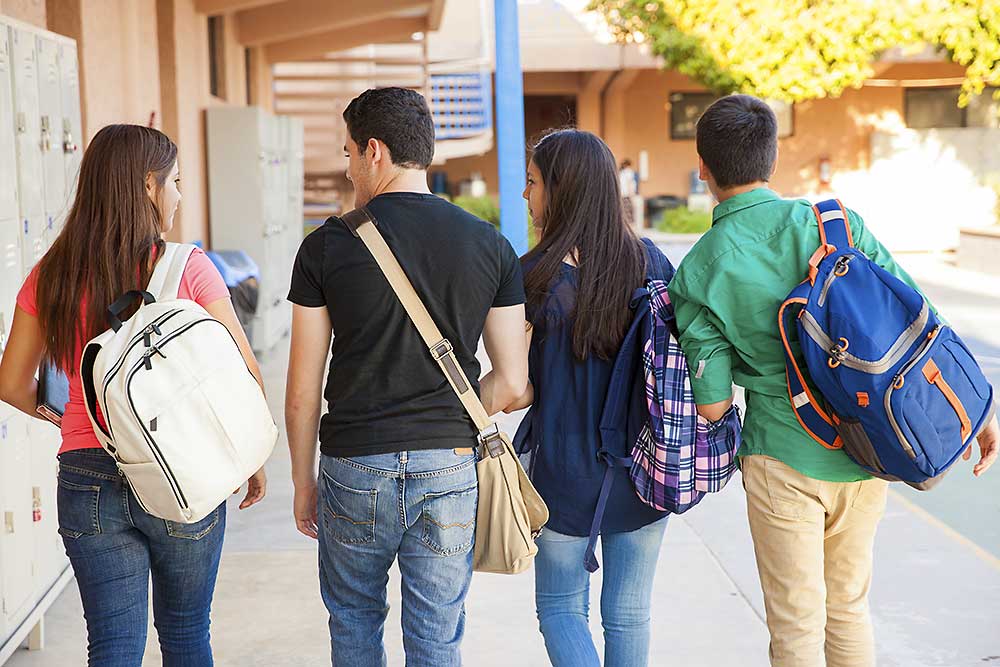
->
[[321, 470, 377, 545], [421, 485, 477, 556], [57, 477, 102, 539]]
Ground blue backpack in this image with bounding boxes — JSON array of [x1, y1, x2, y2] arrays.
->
[[780, 199, 995, 489]]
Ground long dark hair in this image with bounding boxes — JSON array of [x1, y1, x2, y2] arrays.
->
[[523, 129, 647, 361], [36, 124, 176, 371]]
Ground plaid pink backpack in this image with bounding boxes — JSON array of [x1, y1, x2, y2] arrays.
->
[[630, 280, 742, 514]]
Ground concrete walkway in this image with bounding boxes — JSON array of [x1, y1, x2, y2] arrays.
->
[[6, 250, 1000, 666]]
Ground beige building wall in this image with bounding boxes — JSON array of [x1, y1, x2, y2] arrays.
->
[[47, 0, 252, 245], [439, 62, 973, 204], [48, 0, 162, 142], [156, 0, 249, 244], [1, 0, 45, 26]]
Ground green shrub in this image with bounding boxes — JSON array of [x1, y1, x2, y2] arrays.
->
[[453, 195, 501, 227], [654, 206, 712, 234]]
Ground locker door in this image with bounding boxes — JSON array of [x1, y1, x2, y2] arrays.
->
[[10, 25, 43, 221], [36, 35, 65, 222], [0, 415, 35, 626], [20, 216, 44, 276], [58, 42, 81, 198], [0, 217, 21, 358], [0, 26, 19, 221], [29, 421, 65, 595]]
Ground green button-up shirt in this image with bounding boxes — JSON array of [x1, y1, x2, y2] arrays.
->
[[668, 188, 927, 482]]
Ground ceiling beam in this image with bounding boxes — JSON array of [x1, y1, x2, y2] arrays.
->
[[264, 17, 426, 62], [195, 0, 278, 14], [428, 0, 445, 30], [238, 0, 429, 46]]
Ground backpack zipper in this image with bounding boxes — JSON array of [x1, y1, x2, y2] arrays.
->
[[799, 302, 929, 375], [817, 255, 853, 307], [101, 309, 184, 442], [884, 325, 942, 460], [122, 317, 219, 511]]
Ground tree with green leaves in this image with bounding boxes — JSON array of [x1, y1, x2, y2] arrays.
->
[[590, 0, 999, 106]]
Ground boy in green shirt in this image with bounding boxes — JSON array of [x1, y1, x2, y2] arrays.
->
[[668, 95, 998, 667]]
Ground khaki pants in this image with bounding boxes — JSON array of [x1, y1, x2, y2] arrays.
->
[[741, 455, 888, 667]]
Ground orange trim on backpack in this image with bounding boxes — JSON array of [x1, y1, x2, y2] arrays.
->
[[922, 359, 972, 441], [812, 204, 828, 247], [778, 298, 842, 450], [807, 244, 836, 284], [856, 392, 870, 408]]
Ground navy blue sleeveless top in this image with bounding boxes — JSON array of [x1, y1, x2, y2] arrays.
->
[[514, 240, 675, 537]]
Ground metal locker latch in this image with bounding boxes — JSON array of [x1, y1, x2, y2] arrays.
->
[[63, 119, 77, 153], [4, 511, 13, 534], [32, 487, 41, 522], [15, 112, 26, 133], [40, 116, 51, 151]]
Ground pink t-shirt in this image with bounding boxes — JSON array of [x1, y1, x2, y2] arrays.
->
[[16, 248, 231, 455]]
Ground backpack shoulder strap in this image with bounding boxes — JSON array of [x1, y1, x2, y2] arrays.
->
[[340, 208, 504, 458], [812, 199, 854, 251], [146, 243, 197, 301], [777, 283, 843, 450]]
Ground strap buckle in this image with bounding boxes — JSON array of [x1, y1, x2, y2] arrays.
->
[[430, 339, 454, 360], [477, 423, 505, 458]]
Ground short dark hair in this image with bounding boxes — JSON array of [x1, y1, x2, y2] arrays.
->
[[696, 94, 777, 189], [342, 87, 435, 169]]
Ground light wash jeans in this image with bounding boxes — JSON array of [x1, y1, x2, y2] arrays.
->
[[57, 448, 225, 666], [318, 449, 478, 667], [534, 518, 668, 667]]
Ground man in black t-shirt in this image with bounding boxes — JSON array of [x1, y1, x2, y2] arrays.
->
[[285, 87, 528, 667]]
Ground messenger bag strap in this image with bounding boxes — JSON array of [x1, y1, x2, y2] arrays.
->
[[341, 207, 505, 458]]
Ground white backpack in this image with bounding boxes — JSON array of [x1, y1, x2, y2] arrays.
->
[[80, 243, 278, 523]]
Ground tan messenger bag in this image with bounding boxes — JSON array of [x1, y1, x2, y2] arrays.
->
[[341, 207, 548, 574]]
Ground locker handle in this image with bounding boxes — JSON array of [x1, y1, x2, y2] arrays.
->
[[4, 511, 13, 534]]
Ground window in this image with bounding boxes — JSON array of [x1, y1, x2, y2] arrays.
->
[[905, 87, 1000, 129], [669, 93, 794, 140], [208, 16, 225, 99]]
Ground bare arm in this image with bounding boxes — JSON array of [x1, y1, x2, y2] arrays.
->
[[0, 306, 46, 420], [502, 324, 534, 413], [286, 304, 333, 539], [478, 304, 529, 416], [697, 397, 735, 423]]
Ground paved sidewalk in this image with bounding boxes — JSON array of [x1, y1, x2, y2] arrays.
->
[[6, 250, 1000, 666]]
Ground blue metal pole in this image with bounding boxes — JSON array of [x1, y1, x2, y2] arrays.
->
[[494, 0, 528, 255]]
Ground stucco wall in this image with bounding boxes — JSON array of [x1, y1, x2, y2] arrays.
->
[[48, 0, 162, 142], [1, 0, 45, 26]]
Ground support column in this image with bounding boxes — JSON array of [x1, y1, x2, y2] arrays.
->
[[576, 71, 611, 135], [494, 0, 527, 255], [602, 69, 639, 162]]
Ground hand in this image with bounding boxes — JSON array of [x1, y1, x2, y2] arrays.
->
[[963, 415, 999, 477], [238, 467, 267, 509], [294, 479, 319, 539]]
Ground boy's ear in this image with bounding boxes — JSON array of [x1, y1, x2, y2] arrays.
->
[[697, 156, 711, 183]]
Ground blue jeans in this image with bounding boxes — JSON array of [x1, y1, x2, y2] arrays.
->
[[535, 518, 668, 667], [318, 449, 478, 667], [57, 449, 226, 666]]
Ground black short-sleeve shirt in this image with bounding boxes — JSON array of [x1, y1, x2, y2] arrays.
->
[[288, 192, 525, 457]]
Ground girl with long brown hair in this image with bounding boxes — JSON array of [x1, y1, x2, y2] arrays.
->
[[501, 129, 675, 667], [0, 124, 266, 666]]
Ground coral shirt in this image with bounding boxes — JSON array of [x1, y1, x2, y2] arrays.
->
[[16, 248, 231, 455]]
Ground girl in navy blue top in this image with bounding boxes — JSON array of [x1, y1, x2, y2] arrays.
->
[[502, 130, 674, 667]]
